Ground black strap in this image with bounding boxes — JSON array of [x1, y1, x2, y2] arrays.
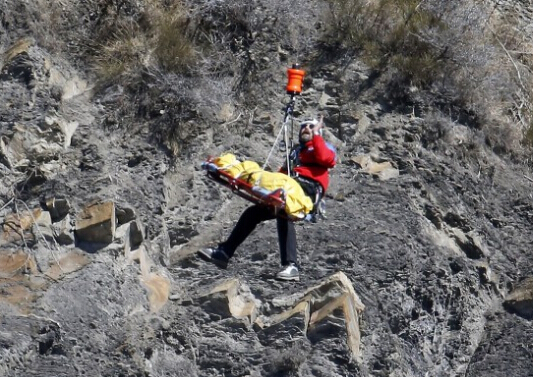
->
[[288, 146, 301, 174], [294, 175, 323, 210], [290, 146, 325, 218]]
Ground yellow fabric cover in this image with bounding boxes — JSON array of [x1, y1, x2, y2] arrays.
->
[[212, 154, 262, 179], [249, 171, 313, 218], [213, 154, 239, 170], [225, 160, 262, 179], [211, 154, 313, 218]]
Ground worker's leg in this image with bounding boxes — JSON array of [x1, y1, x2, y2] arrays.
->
[[219, 205, 275, 257], [276, 217, 297, 265]]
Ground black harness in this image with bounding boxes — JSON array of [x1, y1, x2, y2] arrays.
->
[[289, 145, 324, 216], [294, 175, 323, 207]]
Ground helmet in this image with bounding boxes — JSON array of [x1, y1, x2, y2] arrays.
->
[[299, 119, 322, 136], [299, 119, 319, 129]]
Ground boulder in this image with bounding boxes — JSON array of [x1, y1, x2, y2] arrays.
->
[[1, 208, 51, 246], [254, 301, 310, 347], [197, 279, 259, 324], [349, 154, 400, 181], [75, 201, 115, 243], [504, 277, 533, 320], [31, 209, 54, 243], [115, 205, 136, 225], [257, 271, 365, 361], [115, 219, 145, 254], [45, 197, 71, 222], [44, 251, 90, 281], [51, 214, 74, 246]]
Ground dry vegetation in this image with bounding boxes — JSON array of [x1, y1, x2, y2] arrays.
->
[[2, 0, 533, 155], [324, 0, 533, 153]]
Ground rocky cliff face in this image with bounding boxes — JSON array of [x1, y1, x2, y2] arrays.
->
[[1, 1, 533, 377]]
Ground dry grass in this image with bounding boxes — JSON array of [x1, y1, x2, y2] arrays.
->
[[153, 13, 196, 72], [324, 0, 465, 86], [265, 342, 309, 375], [488, 11, 533, 146], [92, 1, 196, 85], [93, 24, 149, 85], [323, 0, 533, 153], [5, 0, 533, 155]]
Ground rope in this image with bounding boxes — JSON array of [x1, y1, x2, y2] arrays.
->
[[283, 119, 291, 176], [263, 96, 297, 172], [262, 119, 288, 170]]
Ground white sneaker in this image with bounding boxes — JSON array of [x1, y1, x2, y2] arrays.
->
[[276, 263, 299, 281]]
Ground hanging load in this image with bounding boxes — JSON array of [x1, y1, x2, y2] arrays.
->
[[202, 154, 314, 220], [202, 64, 318, 221]]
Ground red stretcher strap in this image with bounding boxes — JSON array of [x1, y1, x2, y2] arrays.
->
[[201, 158, 300, 220]]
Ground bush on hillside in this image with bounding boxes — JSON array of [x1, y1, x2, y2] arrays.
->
[[89, 0, 250, 154], [91, 1, 195, 83], [1, 0, 329, 155], [90, 0, 323, 153], [5, 0, 531, 156], [323, 0, 533, 154]]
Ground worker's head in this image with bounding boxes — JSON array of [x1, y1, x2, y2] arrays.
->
[[299, 119, 319, 144]]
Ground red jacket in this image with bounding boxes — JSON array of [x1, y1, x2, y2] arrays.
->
[[290, 135, 337, 192]]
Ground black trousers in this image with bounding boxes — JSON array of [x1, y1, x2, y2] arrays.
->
[[219, 205, 297, 266]]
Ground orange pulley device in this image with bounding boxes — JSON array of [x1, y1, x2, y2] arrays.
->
[[286, 64, 305, 95]]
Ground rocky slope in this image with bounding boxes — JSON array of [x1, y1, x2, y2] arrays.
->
[[2, 1, 533, 377]]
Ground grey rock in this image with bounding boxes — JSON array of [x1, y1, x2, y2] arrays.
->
[[75, 201, 115, 244], [45, 197, 71, 222], [504, 277, 533, 320], [1, 2, 533, 377]]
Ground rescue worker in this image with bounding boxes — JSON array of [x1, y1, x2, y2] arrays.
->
[[198, 115, 336, 281]]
